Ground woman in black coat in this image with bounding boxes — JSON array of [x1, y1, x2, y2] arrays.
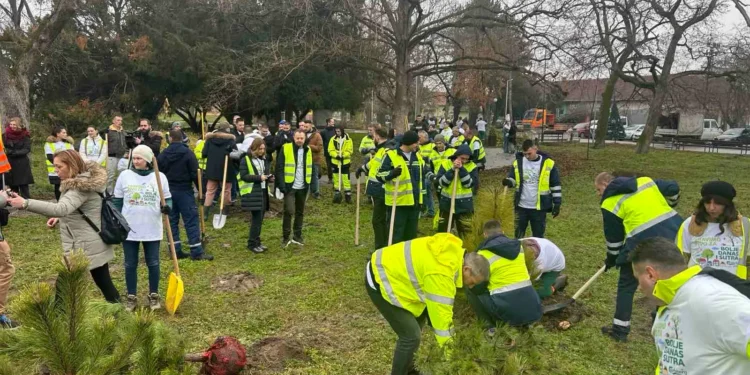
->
[[3, 117, 34, 198], [239, 138, 272, 254], [201, 122, 239, 215]]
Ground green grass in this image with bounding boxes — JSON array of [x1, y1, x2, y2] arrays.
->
[[5, 139, 749, 374]]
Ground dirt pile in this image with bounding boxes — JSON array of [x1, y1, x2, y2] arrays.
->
[[540, 293, 591, 331], [211, 272, 264, 293], [246, 337, 310, 372]]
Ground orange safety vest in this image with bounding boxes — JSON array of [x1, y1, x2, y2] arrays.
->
[[0, 137, 12, 174]]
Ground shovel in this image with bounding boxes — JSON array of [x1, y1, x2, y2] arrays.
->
[[153, 159, 184, 315], [197, 169, 208, 245], [212, 155, 229, 229], [355, 174, 361, 246], [387, 177, 400, 246], [543, 265, 606, 315], [446, 169, 459, 234]]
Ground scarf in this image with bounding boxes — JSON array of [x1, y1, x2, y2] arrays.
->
[[4, 126, 29, 142]]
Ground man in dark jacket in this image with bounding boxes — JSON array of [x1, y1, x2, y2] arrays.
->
[[502, 140, 561, 238], [157, 130, 213, 261], [259, 124, 275, 163], [105, 115, 128, 193], [273, 120, 293, 161], [202, 123, 241, 217], [170, 121, 190, 144], [356, 127, 390, 249], [410, 114, 429, 132], [595, 172, 681, 342], [320, 118, 337, 181], [135, 118, 164, 157], [275, 129, 312, 247], [230, 117, 245, 144]]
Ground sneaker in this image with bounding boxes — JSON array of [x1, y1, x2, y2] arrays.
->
[[291, 236, 304, 246], [601, 326, 628, 342], [282, 238, 291, 248], [249, 246, 265, 254], [345, 194, 352, 204], [259, 244, 269, 251], [148, 293, 161, 311], [191, 253, 214, 261], [125, 294, 138, 312], [0, 314, 19, 329]]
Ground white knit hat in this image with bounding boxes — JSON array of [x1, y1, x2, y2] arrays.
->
[[132, 145, 154, 164]]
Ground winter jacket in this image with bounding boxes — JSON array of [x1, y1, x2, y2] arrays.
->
[[306, 129, 324, 165], [377, 148, 426, 207], [436, 150, 477, 214], [600, 176, 682, 264], [275, 143, 311, 193], [3, 133, 34, 186], [239, 155, 270, 212], [328, 133, 353, 166], [25, 161, 114, 270], [106, 125, 128, 157], [230, 128, 245, 145], [362, 141, 390, 197], [321, 126, 336, 156], [156, 142, 199, 191], [507, 151, 561, 212], [471, 233, 542, 327], [79, 135, 108, 166], [202, 131, 238, 181], [263, 133, 275, 162], [273, 130, 293, 157], [136, 130, 164, 157]]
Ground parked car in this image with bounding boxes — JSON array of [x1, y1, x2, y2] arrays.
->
[[573, 122, 590, 138], [716, 127, 750, 142], [625, 125, 645, 140], [632, 126, 645, 140]]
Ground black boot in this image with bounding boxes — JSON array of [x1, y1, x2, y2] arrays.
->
[[601, 326, 628, 342], [345, 193, 352, 204]]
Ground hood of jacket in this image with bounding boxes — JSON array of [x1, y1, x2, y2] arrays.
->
[[46, 135, 74, 144], [601, 176, 639, 201], [205, 131, 236, 145], [477, 233, 521, 260], [161, 142, 191, 163], [60, 161, 107, 193], [450, 144, 472, 160], [140, 130, 163, 138]]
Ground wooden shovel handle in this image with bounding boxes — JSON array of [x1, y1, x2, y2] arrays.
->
[[153, 159, 180, 276], [355, 174, 360, 245], [388, 178, 400, 246], [447, 169, 459, 233], [219, 155, 229, 211], [572, 265, 607, 300]]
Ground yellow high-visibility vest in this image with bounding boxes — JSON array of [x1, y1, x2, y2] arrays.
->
[[383, 149, 424, 206], [283, 143, 312, 184], [513, 158, 555, 210]]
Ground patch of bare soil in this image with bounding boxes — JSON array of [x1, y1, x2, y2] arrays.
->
[[540, 293, 591, 331], [246, 337, 310, 372], [211, 272, 263, 293]]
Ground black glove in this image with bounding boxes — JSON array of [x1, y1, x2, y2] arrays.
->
[[161, 205, 171, 215], [552, 204, 561, 218], [430, 175, 437, 183], [604, 253, 618, 272], [355, 169, 363, 179], [392, 167, 403, 178], [502, 178, 514, 187]]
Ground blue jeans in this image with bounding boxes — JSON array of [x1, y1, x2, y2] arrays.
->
[[168, 189, 204, 258], [422, 181, 435, 216], [123, 240, 160, 295], [310, 164, 321, 196], [230, 172, 239, 201]]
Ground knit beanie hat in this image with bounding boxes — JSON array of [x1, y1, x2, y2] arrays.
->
[[132, 145, 154, 164], [434, 134, 446, 144], [171, 121, 183, 130], [401, 131, 419, 146], [217, 122, 232, 133], [450, 144, 472, 160], [701, 181, 736, 202]]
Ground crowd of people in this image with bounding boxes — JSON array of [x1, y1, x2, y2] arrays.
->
[[0, 113, 747, 375]]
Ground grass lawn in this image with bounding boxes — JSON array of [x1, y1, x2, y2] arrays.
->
[[4, 136, 749, 374]]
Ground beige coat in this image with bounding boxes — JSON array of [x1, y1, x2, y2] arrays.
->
[[26, 161, 114, 270]]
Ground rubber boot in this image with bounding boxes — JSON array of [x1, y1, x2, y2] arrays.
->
[[601, 326, 628, 342], [345, 193, 352, 204], [553, 274, 568, 294], [203, 206, 213, 221]]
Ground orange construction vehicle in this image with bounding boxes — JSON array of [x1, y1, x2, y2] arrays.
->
[[521, 108, 555, 128]]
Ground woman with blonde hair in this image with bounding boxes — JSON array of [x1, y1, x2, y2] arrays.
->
[[44, 126, 74, 200], [2, 117, 34, 198], [4, 149, 119, 303]]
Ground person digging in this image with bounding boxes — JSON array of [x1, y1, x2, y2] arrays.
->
[[521, 237, 567, 299]]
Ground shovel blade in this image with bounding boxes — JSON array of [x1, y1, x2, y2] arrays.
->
[[212, 214, 226, 229], [165, 272, 184, 315], [542, 298, 575, 315]]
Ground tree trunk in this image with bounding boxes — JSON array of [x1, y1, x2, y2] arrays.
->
[[393, 59, 409, 132], [468, 106, 480, 127], [452, 100, 462, 123], [0, 65, 31, 130], [636, 83, 669, 154], [594, 73, 618, 148]]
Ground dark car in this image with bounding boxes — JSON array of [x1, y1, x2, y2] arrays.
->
[[716, 127, 750, 142]]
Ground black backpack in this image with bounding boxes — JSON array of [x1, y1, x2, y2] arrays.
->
[[79, 192, 131, 245]]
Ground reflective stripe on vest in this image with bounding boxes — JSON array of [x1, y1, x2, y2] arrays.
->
[[480, 249, 531, 294], [283, 143, 312, 184], [429, 148, 455, 171], [368, 147, 387, 184], [360, 136, 375, 152], [384, 150, 424, 206], [471, 138, 486, 161], [194, 140, 207, 169], [513, 158, 555, 210], [45, 142, 73, 175], [601, 177, 678, 239], [419, 143, 435, 160], [490, 279, 532, 295], [237, 156, 255, 196], [439, 160, 476, 200]]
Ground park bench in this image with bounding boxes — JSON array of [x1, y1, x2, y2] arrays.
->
[[540, 130, 567, 143]]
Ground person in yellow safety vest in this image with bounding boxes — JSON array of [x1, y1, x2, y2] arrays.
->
[[466, 220, 542, 333], [359, 123, 377, 163], [502, 140, 562, 238], [44, 126, 74, 201], [418, 131, 436, 218], [193, 137, 207, 170], [377, 131, 425, 244], [630, 237, 750, 375], [356, 127, 392, 250], [464, 127, 486, 171], [435, 145, 477, 238], [275, 129, 312, 247], [365, 233, 490, 375], [328, 125, 353, 204], [425, 135, 455, 196], [79, 126, 107, 167], [448, 126, 465, 148], [676, 181, 750, 279], [595, 172, 682, 342]]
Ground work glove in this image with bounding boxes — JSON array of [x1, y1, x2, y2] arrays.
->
[[337, 155, 345, 161], [604, 253, 618, 272], [160, 205, 171, 215], [275, 188, 285, 200], [391, 167, 403, 178], [355, 169, 363, 179], [552, 204, 561, 218], [501, 178, 514, 188]]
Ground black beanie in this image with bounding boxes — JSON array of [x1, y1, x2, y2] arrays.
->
[[701, 181, 736, 202], [401, 131, 419, 146]]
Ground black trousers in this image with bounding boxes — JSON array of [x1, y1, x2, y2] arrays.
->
[[437, 211, 471, 238], [248, 209, 265, 248], [514, 207, 547, 238], [613, 261, 638, 335], [386, 205, 419, 244], [325, 154, 334, 181], [90, 263, 120, 303], [372, 196, 388, 250], [283, 188, 308, 239]]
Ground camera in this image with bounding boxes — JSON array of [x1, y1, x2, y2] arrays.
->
[[124, 131, 139, 149]]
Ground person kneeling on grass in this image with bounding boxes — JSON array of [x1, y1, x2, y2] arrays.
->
[[466, 220, 542, 334], [366, 233, 489, 375], [632, 237, 750, 375], [114, 145, 172, 312], [521, 237, 568, 299]]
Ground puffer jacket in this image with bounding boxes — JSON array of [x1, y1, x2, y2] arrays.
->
[[25, 161, 114, 270], [202, 131, 238, 181], [106, 125, 128, 157]]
